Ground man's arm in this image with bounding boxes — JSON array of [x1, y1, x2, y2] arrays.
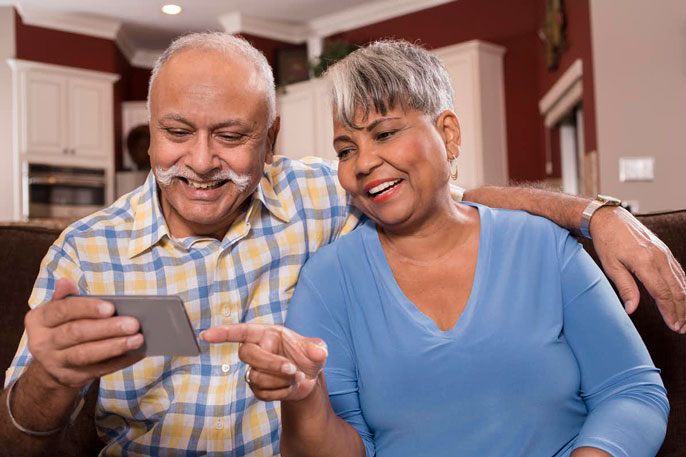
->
[[464, 186, 686, 333], [0, 279, 144, 453]]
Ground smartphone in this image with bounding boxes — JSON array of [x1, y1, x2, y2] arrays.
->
[[87, 295, 200, 357]]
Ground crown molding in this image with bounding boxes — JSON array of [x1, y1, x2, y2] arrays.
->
[[220, 0, 455, 44], [115, 29, 137, 62], [15, 3, 121, 40], [219, 12, 309, 44], [309, 0, 455, 37], [131, 49, 161, 69]]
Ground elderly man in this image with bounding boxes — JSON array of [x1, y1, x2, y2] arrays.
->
[[1, 32, 684, 456]]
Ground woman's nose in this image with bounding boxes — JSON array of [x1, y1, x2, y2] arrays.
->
[[355, 145, 383, 176]]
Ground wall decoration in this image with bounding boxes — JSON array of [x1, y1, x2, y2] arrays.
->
[[539, 0, 567, 72]]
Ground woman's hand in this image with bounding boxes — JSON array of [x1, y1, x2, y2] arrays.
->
[[201, 324, 328, 401]]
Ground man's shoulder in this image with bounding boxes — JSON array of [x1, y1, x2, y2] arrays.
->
[[263, 155, 351, 217], [266, 155, 337, 184]]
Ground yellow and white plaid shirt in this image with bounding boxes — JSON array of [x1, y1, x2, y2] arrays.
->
[[5, 156, 362, 456]]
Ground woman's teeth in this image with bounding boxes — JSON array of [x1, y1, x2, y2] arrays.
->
[[368, 179, 402, 196]]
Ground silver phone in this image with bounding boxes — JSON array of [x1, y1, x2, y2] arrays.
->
[[88, 295, 200, 357]]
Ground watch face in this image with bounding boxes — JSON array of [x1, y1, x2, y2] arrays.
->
[[598, 194, 622, 205]]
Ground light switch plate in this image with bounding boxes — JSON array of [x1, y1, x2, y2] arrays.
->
[[619, 157, 655, 182]]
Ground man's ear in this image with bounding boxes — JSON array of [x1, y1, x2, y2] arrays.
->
[[265, 116, 280, 165], [436, 110, 461, 159]]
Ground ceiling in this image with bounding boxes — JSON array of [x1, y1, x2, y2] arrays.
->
[[13, 0, 388, 50]]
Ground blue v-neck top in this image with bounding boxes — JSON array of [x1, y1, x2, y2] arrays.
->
[[285, 203, 668, 457]]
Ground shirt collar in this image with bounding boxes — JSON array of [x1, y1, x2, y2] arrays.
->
[[127, 167, 293, 258], [128, 172, 170, 258], [253, 164, 294, 224]]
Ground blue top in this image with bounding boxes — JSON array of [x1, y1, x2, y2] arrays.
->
[[285, 203, 669, 457]]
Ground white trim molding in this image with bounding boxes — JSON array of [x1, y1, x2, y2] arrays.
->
[[309, 0, 454, 38], [220, 0, 455, 45], [7, 58, 120, 83], [219, 12, 310, 44], [539, 59, 584, 127], [15, 3, 121, 40]]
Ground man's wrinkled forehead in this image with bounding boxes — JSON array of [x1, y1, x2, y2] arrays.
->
[[150, 48, 269, 114]]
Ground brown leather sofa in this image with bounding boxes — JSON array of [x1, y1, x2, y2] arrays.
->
[[1, 211, 685, 456]]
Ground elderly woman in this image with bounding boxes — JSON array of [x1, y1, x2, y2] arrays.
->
[[202, 40, 668, 456]]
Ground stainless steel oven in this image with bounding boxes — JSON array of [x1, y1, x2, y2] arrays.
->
[[27, 164, 106, 219]]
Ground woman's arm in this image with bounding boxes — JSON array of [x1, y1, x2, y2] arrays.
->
[[558, 232, 669, 456], [201, 323, 367, 457], [281, 374, 365, 457], [464, 185, 686, 333]]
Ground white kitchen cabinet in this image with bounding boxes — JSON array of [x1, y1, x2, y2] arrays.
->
[[275, 76, 337, 162], [274, 39, 508, 189], [433, 40, 508, 190], [8, 59, 119, 219]]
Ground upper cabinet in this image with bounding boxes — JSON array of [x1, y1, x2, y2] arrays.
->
[[275, 40, 508, 189], [8, 60, 119, 219], [275, 77, 337, 162], [9, 60, 118, 165]]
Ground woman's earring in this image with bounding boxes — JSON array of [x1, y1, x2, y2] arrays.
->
[[449, 155, 458, 181]]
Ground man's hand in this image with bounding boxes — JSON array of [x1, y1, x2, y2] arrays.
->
[[201, 323, 328, 402], [590, 207, 686, 333], [25, 278, 145, 390]]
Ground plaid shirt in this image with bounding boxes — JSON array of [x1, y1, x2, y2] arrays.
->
[[5, 156, 361, 456]]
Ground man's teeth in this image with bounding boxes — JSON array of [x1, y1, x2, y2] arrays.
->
[[368, 179, 401, 196], [184, 179, 225, 190]]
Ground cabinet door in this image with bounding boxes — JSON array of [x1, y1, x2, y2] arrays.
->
[[68, 78, 110, 160], [312, 80, 337, 162], [276, 87, 318, 160], [22, 71, 67, 156]]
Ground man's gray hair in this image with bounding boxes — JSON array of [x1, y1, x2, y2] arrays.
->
[[326, 40, 454, 128], [147, 32, 276, 124]]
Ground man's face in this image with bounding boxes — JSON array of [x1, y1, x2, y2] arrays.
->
[[149, 48, 278, 239]]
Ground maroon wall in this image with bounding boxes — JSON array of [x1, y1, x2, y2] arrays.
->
[[536, 0, 596, 156], [329, 0, 595, 183], [13, 1, 597, 181], [16, 10, 151, 170]]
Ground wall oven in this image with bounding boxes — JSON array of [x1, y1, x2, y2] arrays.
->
[[26, 164, 106, 220]]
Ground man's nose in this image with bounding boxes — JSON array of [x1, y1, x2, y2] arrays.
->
[[187, 134, 218, 176]]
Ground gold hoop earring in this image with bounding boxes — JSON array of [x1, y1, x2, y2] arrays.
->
[[449, 156, 458, 181]]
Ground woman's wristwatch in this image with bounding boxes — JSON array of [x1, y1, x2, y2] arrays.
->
[[580, 194, 622, 239]]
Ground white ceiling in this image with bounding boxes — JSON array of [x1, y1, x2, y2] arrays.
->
[[15, 0, 382, 49]]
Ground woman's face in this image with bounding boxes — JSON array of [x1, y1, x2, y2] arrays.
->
[[334, 105, 460, 231]]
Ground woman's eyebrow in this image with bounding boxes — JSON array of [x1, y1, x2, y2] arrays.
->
[[366, 117, 401, 131]]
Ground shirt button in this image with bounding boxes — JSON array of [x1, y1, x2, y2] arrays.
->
[[215, 419, 224, 430], [222, 306, 230, 317], [221, 364, 230, 373]]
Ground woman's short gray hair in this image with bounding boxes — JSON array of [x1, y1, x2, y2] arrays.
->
[[326, 40, 454, 128], [147, 32, 276, 124]]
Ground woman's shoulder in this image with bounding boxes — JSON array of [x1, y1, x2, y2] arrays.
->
[[466, 202, 570, 238], [301, 219, 375, 279]]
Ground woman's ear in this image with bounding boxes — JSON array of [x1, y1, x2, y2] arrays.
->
[[436, 110, 461, 159]]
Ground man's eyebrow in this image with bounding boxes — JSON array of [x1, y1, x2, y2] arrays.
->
[[158, 114, 253, 130], [159, 114, 194, 127], [366, 117, 401, 131], [211, 119, 253, 130]]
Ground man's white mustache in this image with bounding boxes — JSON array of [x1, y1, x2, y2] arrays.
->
[[155, 164, 252, 192]]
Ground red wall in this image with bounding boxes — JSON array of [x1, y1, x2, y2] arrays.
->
[[15, 10, 151, 170], [13, 2, 596, 182], [536, 0, 596, 156], [329, 0, 595, 183]]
